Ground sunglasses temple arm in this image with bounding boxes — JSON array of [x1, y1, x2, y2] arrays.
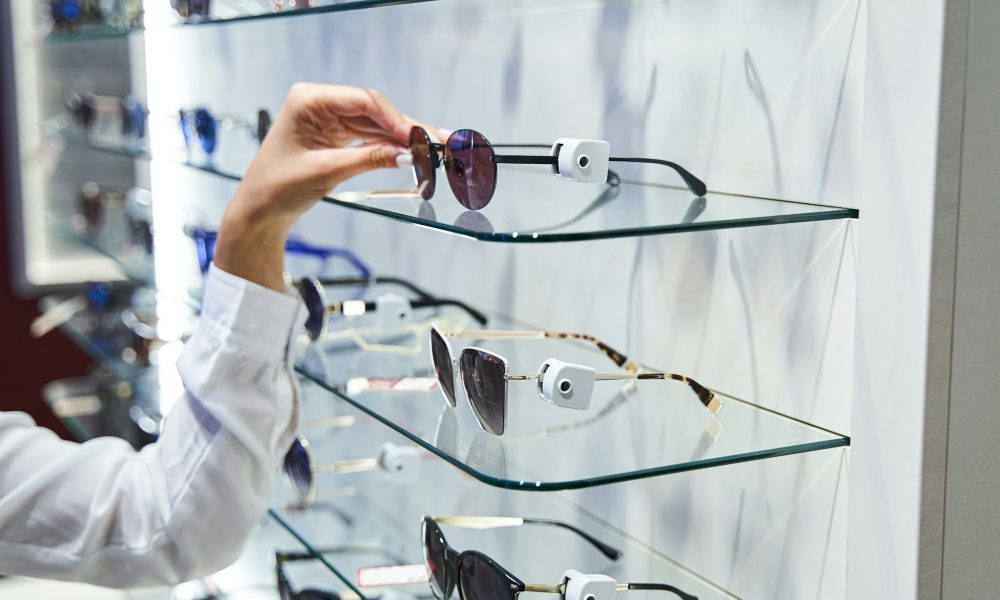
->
[[493, 154, 559, 166], [445, 330, 635, 371], [313, 275, 434, 300], [608, 157, 707, 197], [520, 518, 623, 560], [622, 582, 699, 600], [410, 298, 488, 325], [595, 373, 721, 415]]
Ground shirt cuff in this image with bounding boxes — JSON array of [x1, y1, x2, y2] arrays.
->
[[199, 264, 306, 363]]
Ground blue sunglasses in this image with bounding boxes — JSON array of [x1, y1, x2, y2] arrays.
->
[[185, 227, 372, 278]]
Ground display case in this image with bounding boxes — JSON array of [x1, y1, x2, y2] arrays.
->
[[6, 1, 874, 598]]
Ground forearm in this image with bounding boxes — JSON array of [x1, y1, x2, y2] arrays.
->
[[0, 267, 305, 587], [213, 186, 293, 293]]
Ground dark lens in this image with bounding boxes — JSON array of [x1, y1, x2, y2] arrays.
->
[[193, 108, 217, 155], [297, 590, 338, 600], [423, 518, 451, 599], [257, 109, 273, 144], [458, 552, 517, 600], [282, 437, 313, 502], [444, 130, 497, 210], [430, 328, 456, 407], [79, 182, 102, 230], [460, 349, 508, 436], [296, 278, 326, 342], [409, 126, 436, 200]]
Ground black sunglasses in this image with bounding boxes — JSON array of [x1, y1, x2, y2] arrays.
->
[[421, 517, 696, 600], [296, 275, 488, 343], [408, 126, 707, 211]]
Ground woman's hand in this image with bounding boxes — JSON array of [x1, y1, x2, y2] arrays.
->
[[214, 83, 439, 291]]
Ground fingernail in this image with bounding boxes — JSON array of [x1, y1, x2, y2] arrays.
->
[[395, 151, 413, 168]]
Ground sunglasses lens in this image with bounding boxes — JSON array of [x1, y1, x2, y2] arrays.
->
[[460, 349, 507, 436], [282, 437, 313, 502], [444, 130, 497, 211], [409, 126, 436, 200], [296, 278, 326, 342], [257, 109, 273, 144], [193, 108, 217, 154], [459, 553, 514, 600], [430, 328, 456, 407], [423, 518, 450, 598]]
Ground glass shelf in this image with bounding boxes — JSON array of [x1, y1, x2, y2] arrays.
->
[[42, 372, 159, 445], [42, 24, 143, 46], [54, 129, 858, 243], [172, 0, 438, 28], [48, 212, 154, 284], [325, 168, 858, 242], [292, 285, 849, 491], [272, 411, 739, 600]]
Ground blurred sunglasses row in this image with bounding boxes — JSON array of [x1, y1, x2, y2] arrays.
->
[[47, 0, 322, 33]]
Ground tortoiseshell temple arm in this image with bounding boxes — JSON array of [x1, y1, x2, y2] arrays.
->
[[592, 372, 720, 414], [445, 329, 638, 373], [431, 516, 622, 560]]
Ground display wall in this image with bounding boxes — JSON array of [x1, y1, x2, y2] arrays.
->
[[4, 0, 981, 598]]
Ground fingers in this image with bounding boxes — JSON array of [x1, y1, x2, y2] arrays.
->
[[314, 143, 407, 187]]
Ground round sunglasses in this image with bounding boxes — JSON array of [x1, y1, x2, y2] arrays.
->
[[429, 325, 720, 436], [421, 517, 696, 600], [408, 126, 707, 211]]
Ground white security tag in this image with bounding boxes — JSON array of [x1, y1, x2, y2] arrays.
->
[[379, 442, 421, 483], [562, 570, 618, 600], [374, 293, 412, 328], [551, 138, 611, 183], [538, 359, 595, 410]]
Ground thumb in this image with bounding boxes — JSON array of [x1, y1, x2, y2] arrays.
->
[[316, 143, 406, 187]]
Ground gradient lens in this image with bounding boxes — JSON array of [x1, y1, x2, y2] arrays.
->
[[444, 130, 497, 210], [423, 517, 451, 598], [409, 126, 436, 200], [458, 552, 518, 600], [460, 349, 508, 436], [193, 108, 217, 155], [430, 327, 456, 407], [296, 278, 326, 342], [282, 436, 313, 502]]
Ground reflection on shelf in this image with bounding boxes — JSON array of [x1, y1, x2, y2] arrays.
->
[[291, 290, 849, 491], [273, 409, 740, 600]]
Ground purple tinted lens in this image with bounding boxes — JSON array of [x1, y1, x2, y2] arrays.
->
[[444, 130, 497, 210], [282, 437, 313, 502], [409, 126, 436, 200], [460, 349, 508, 436], [296, 278, 326, 341]]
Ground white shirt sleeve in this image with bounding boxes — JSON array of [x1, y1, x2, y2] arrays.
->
[[0, 265, 306, 588]]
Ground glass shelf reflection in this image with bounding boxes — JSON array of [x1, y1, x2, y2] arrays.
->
[[292, 290, 849, 491], [273, 409, 740, 600]]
